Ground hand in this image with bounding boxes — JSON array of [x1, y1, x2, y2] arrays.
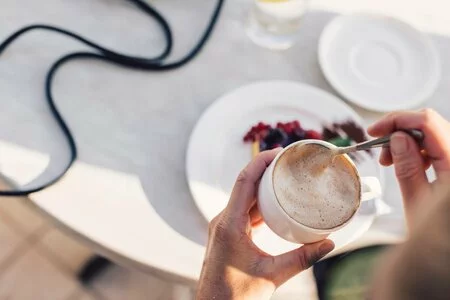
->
[[368, 109, 450, 225], [196, 149, 335, 300]]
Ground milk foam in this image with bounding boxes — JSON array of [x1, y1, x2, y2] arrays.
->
[[273, 144, 360, 229]]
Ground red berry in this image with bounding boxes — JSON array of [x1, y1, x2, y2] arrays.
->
[[284, 123, 294, 134], [293, 120, 301, 128], [305, 130, 322, 140], [260, 129, 269, 139], [257, 122, 265, 130]]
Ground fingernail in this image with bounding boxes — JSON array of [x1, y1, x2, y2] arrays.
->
[[319, 241, 334, 256], [391, 134, 408, 156]]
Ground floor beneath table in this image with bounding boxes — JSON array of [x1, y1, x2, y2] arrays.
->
[[0, 190, 192, 300]]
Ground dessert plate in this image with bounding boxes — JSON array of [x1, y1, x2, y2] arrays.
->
[[186, 81, 386, 256]]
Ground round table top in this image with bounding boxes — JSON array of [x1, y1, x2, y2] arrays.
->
[[1, 0, 450, 289]]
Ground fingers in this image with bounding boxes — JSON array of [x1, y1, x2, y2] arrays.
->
[[271, 239, 334, 286], [368, 109, 450, 175], [227, 148, 282, 217], [379, 147, 431, 171], [390, 132, 429, 209]]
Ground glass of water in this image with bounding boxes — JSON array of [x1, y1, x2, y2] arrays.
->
[[246, 0, 309, 50]]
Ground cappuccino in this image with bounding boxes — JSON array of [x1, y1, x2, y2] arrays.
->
[[273, 143, 360, 230]]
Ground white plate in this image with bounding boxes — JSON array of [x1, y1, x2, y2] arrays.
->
[[186, 81, 385, 256], [319, 14, 440, 112]]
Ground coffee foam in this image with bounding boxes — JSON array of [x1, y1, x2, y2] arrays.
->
[[273, 143, 360, 230]]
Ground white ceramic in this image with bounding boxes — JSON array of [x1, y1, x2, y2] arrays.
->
[[187, 80, 388, 255], [319, 14, 440, 112], [258, 139, 382, 244]]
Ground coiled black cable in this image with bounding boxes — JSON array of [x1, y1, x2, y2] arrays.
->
[[0, 0, 225, 196]]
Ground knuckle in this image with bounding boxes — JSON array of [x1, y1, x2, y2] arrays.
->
[[386, 111, 401, 123], [236, 168, 250, 184], [214, 222, 233, 241], [386, 111, 398, 120], [210, 217, 239, 241], [208, 216, 220, 233], [421, 108, 438, 126], [296, 249, 314, 270], [395, 161, 422, 179]]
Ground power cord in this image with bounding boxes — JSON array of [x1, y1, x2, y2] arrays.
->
[[0, 0, 225, 196]]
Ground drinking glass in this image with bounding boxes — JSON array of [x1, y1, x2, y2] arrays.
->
[[246, 0, 309, 50]]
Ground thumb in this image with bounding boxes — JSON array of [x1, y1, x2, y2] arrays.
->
[[390, 132, 428, 208], [271, 239, 334, 286]]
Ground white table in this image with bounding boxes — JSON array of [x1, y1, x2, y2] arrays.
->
[[1, 0, 449, 297]]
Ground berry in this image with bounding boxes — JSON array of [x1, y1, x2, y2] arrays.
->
[[282, 136, 296, 147], [305, 130, 322, 140], [256, 122, 267, 131], [243, 122, 273, 142], [264, 128, 288, 147], [244, 120, 322, 147], [284, 123, 294, 134], [291, 128, 306, 141]]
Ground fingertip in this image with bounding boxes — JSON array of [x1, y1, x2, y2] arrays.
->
[[259, 147, 282, 160], [379, 148, 393, 166], [271, 147, 283, 153], [367, 123, 376, 136], [319, 239, 335, 256], [367, 122, 385, 137]]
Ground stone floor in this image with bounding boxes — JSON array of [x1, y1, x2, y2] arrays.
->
[[0, 185, 191, 300]]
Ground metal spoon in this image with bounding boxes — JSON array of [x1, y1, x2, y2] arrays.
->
[[334, 129, 425, 155]]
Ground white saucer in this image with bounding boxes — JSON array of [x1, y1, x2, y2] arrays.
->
[[186, 81, 386, 256], [319, 14, 440, 112]]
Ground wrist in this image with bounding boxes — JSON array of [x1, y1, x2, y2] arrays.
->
[[197, 264, 274, 300]]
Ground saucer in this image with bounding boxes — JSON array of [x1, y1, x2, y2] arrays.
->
[[319, 14, 440, 112]]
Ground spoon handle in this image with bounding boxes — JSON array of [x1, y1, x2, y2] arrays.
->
[[338, 129, 424, 154]]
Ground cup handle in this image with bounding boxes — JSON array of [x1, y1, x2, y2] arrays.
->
[[361, 177, 392, 215]]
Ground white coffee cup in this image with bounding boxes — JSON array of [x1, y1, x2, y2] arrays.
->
[[258, 139, 382, 244]]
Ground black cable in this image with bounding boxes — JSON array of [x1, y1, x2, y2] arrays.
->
[[0, 0, 225, 196]]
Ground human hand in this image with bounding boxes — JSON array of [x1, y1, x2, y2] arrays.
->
[[368, 109, 450, 226], [196, 148, 335, 300]]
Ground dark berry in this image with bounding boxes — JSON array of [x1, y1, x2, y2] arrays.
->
[[282, 136, 296, 147], [292, 128, 306, 140], [264, 128, 288, 146]]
